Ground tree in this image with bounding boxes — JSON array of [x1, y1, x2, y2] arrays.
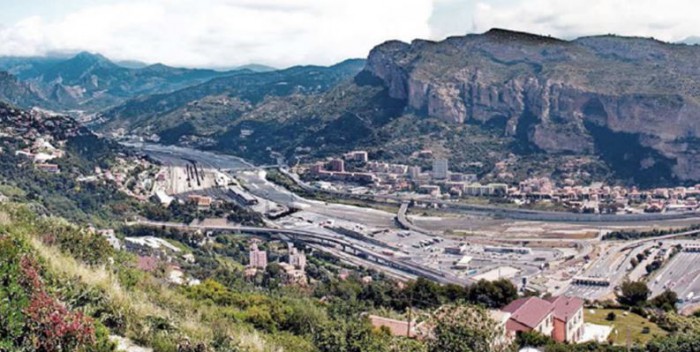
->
[[465, 279, 518, 309], [618, 281, 650, 307], [428, 304, 512, 352], [407, 278, 442, 309], [313, 318, 389, 352], [650, 290, 678, 312], [283, 299, 328, 335], [646, 333, 700, 352]]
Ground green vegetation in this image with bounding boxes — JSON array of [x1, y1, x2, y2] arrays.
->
[[428, 304, 509, 352], [602, 224, 700, 241], [0, 139, 142, 225], [585, 308, 667, 345], [0, 206, 114, 351], [140, 197, 263, 225], [618, 281, 651, 307], [5, 202, 700, 351]]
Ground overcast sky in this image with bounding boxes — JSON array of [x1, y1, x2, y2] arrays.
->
[[0, 0, 698, 68]]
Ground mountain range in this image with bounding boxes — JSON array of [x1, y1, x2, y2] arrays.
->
[[0, 52, 244, 112], [6, 29, 700, 186]]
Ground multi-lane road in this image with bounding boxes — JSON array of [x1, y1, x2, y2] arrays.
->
[[128, 142, 700, 301], [127, 220, 466, 285]]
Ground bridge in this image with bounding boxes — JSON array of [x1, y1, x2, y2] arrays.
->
[[396, 202, 438, 236]]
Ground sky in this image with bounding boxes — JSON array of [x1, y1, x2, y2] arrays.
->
[[0, 0, 698, 68]]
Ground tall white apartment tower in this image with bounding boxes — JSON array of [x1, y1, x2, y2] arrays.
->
[[432, 158, 449, 179]]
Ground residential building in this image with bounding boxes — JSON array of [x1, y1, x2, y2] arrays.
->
[[249, 242, 268, 269], [408, 166, 421, 179], [501, 296, 584, 343], [501, 296, 555, 337], [288, 243, 307, 271], [450, 173, 478, 182], [546, 296, 584, 343], [328, 158, 345, 172], [490, 310, 514, 348], [432, 158, 448, 179], [279, 262, 307, 285], [345, 150, 369, 163]]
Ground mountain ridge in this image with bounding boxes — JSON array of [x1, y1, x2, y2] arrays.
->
[[0, 52, 246, 112], [363, 29, 700, 184]]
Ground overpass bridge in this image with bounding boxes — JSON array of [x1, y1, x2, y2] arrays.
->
[[396, 203, 438, 237]]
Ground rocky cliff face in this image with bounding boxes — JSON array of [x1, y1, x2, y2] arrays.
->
[[365, 29, 700, 181]]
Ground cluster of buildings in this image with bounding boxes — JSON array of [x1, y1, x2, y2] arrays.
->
[[308, 158, 377, 184], [14, 136, 64, 174], [245, 241, 308, 285], [370, 295, 586, 346], [513, 177, 700, 214], [1, 107, 88, 174], [305, 151, 700, 215], [306, 152, 506, 198]]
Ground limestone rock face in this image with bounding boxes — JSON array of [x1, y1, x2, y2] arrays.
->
[[364, 29, 700, 181]]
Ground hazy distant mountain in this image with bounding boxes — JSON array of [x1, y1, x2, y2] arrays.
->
[[0, 52, 240, 111], [230, 64, 277, 72], [114, 59, 150, 69], [680, 36, 700, 45]]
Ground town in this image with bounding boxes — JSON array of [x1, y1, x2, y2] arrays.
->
[[304, 150, 700, 215]]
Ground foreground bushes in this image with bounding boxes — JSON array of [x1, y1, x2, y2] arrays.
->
[[0, 234, 113, 351]]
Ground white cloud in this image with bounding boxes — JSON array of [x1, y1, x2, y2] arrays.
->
[[0, 0, 434, 68], [471, 0, 700, 42]]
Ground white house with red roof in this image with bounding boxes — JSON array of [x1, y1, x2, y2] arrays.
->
[[501, 295, 584, 343], [502, 296, 555, 337]]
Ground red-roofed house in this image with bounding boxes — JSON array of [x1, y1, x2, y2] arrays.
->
[[502, 296, 554, 337], [546, 296, 584, 343]]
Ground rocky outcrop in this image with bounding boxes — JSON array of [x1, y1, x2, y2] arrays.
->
[[364, 29, 700, 181]]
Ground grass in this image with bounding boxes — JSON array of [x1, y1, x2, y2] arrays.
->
[[27, 232, 273, 352], [585, 308, 667, 346]]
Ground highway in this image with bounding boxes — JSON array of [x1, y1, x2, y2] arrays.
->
[[127, 220, 468, 285], [126, 142, 700, 296]]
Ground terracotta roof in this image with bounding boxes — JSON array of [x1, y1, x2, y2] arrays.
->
[[368, 315, 424, 338], [502, 297, 553, 329], [546, 295, 583, 322]]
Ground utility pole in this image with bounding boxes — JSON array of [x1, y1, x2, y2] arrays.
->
[[406, 289, 413, 338]]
